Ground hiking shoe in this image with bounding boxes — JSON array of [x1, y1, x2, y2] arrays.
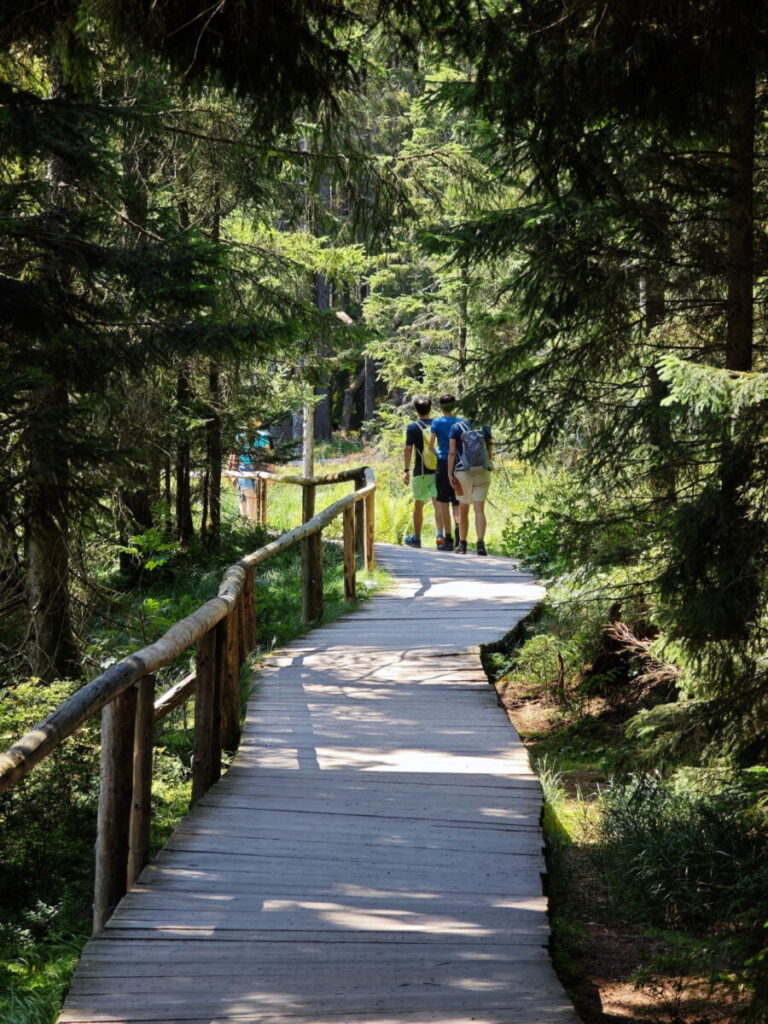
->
[[404, 534, 421, 548], [455, 540, 468, 554], [443, 535, 454, 551], [454, 528, 461, 547], [476, 540, 487, 556], [436, 536, 446, 549]]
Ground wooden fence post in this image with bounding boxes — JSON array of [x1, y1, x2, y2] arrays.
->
[[355, 473, 366, 562], [343, 505, 356, 603], [127, 675, 155, 890], [302, 483, 323, 622], [259, 478, 268, 525], [219, 610, 241, 752], [192, 625, 222, 806], [364, 490, 375, 569], [242, 566, 256, 656], [93, 685, 138, 932]]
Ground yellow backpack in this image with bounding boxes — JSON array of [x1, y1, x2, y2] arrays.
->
[[417, 420, 438, 471]]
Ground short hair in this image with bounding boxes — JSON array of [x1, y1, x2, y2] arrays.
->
[[439, 393, 457, 408], [413, 394, 431, 415]]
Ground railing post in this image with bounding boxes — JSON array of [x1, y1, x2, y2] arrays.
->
[[192, 624, 222, 806], [364, 489, 376, 570], [127, 675, 155, 890], [259, 478, 268, 526], [302, 483, 323, 622], [355, 473, 366, 562], [220, 609, 241, 752], [241, 566, 257, 656], [93, 685, 137, 932], [343, 505, 357, 603]]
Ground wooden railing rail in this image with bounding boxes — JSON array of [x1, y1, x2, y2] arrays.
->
[[0, 465, 375, 931]]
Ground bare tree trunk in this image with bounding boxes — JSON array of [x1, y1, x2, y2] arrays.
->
[[643, 276, 676, 502], [23, 381, 79, 680], [313, 270, 333, 441], [341, 365, 365, 433], [203, 188, 222, 549], [22, 53, 78, 680], [204, 360, 222, 549], [364, 356, 376, 423], [175, 365, 194, 544], [457, 263, 469, 383], [725, 70, 755, 372]]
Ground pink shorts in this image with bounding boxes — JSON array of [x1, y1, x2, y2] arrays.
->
[[454, 467, 491, 503]]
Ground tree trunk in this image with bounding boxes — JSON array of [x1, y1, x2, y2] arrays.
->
[[22, 54, 78, 680], [203, 188, 222, 549], [23, 381, 79, 680], [725, 70, 755, 372], [643, 276, 676, 501], [204, 360, 222, 549], [341, 365, 366, 433], [457, 263, 469, 383], [175, 365, 194, 544], [364, 356, 376, 425], [313, 272, 333, 441]]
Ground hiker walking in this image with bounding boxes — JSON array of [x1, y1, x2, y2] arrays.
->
[[402, 395, 439, 548], [429, 393, 461, 551], [447, 417, 493, 555], [228, 419, 273, 521]]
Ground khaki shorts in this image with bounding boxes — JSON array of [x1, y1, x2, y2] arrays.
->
[[455, 467, 491, 503], [412, 473, 437, 502]]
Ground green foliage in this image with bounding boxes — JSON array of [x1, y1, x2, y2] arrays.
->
[[596, 772, 768, 933]]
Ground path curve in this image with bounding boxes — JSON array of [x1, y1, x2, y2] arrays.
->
[[59, 543, 580, 1024]]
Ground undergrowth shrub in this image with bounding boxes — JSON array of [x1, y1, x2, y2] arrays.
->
[[596, 772, 768, 933]]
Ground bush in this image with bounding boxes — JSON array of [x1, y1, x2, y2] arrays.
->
[[595, 772, 768, 933]]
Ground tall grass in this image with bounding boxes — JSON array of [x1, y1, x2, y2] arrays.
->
[[596, 772, 768, 932]]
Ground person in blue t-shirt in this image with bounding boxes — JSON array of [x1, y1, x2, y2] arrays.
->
[[402, 395, 439, 548], [228, 420, 273, 520], [429, 394, 461, 551], [447, 418, 493, 555]]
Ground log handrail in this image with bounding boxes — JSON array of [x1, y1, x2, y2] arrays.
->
[[0, 465, 375, 929]]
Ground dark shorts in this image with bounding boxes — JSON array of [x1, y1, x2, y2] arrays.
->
[[436, 459, 459, 505]]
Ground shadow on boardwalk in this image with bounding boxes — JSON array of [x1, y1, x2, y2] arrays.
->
[[59, 544, 581, 1024]]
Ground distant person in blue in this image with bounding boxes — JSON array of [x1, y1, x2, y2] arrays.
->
[[447, 417, 493, 555], [402, 395, 439, 548], [428, 394, 461, 551], [228, 420, 272, 521]]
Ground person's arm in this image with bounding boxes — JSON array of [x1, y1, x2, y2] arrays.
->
[[428, 430, 437, 455], [403, 443, 413, 485], [448, 438, 457, 482]]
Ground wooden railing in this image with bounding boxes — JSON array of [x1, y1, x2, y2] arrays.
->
[[0, 466, 375, 932]]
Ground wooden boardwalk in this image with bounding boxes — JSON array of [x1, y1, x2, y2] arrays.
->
[[59, 543, 580, 1024]]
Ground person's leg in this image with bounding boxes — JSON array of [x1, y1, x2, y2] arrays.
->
[[437, 501, 452, 533], [456, 503, 470, 551], [473, 501, 487, 541], [243, 486, 258, 522], [413, 499, 424, 536]]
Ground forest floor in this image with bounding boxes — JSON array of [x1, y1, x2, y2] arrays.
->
[[497, 691, 746, 1024]]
